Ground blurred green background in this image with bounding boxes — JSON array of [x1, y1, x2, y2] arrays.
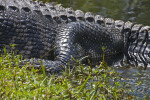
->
[[39, 0, 150, 26]]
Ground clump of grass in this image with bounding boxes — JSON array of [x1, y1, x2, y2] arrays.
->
[[0, 48, 136, 99]]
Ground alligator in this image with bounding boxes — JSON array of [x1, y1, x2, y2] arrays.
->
[[0, 0, 150, 73]]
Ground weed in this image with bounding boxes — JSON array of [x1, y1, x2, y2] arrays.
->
[[0, 48, 138, 99]]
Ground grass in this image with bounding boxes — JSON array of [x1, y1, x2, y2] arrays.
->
[[0, 48, 138, 99]]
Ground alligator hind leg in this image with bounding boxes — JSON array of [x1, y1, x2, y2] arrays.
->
[[22, 21, 124, 73]]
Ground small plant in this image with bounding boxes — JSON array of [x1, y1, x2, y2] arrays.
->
[[0, 47, 140, 99]]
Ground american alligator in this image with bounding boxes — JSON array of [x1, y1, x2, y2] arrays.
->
[[0, 0, 150, 73]]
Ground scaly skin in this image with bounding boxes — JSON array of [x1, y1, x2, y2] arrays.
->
[[0, 0, 150, 73]]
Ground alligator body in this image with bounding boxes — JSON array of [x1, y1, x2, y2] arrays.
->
[[0, 0, 150, 73]]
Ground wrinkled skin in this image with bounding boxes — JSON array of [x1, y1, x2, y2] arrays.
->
[[0, 0, 150, 73]]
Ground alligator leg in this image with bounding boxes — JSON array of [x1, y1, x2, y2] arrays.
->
[[21, 22, 124, 73]]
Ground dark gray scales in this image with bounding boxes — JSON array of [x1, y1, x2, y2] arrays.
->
[[0, 0, 56, 60], [0, 0, 150, 73]]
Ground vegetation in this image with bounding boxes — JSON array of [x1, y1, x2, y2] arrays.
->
[[0, 0, 148, 99], [0, 47, 139, 99]]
